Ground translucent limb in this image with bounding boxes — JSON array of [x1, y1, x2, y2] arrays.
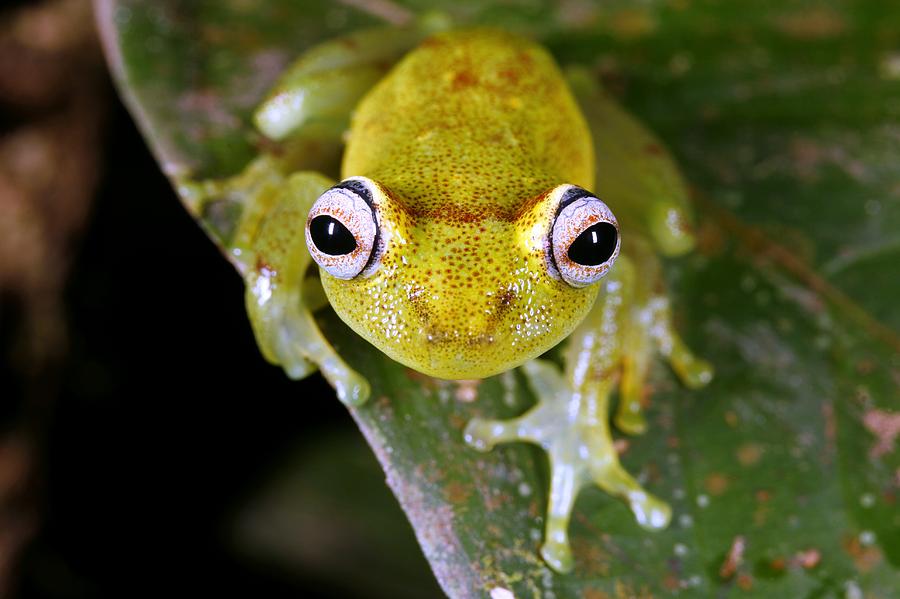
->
[[465, 261, 673, 573], [646, 296, 714, 389], [565, 66, 698, 257], [615, 319, 652, 435], [244, 171, 370, 406], [254, 15, 450, 141]]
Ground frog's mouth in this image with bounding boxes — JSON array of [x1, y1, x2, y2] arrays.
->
[[388, 320, 559, 380]]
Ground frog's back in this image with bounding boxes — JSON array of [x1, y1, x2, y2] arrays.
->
[[342, 29, 594, 219]]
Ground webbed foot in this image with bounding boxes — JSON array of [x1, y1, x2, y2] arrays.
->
[[182, 158, 370, 406], [465, 249, 711, 573], [465, 359, 670, 573]]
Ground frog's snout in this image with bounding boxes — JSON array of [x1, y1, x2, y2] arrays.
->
[[398, 285, 547, 379]]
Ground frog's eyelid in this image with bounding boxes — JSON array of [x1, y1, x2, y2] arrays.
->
[[553, 185, 595, 219], [337, 176, 387, 277], [333, 178, 375, 206]]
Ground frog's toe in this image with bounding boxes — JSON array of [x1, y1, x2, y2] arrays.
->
[[614, 368, 648, 436], [283, 355, 318, 380], [628, 490, 672, 531], [614, 342, 651, 436], [641, 294, 713, 392], [614, 406, 647, 436], [590, 461, 672, 531], [463, 415, 536, 452], [672, 348, 714, 390], [328, 364, 370, 407], [540, 538, 574, 574]]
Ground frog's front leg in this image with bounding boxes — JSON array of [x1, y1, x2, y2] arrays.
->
[[243, 171, 370, 406], [465, 251, 710, 573]]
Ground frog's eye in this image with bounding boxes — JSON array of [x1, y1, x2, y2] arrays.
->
[[549, 185, 620, 288], [306, 177, 381, 279]]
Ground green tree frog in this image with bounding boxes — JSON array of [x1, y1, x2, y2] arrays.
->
[[185, 20, 712, 574]]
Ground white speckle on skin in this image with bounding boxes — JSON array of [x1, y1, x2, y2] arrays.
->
[[674, 543, 689, 556], [518, 482, 532, 497], [859, 530, 876, 546], [697, 494, 710, 508], [860, 493, 876, 508]]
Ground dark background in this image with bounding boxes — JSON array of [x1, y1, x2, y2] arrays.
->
[[0, 2, 398, 594], [14, 97, 353, 599]]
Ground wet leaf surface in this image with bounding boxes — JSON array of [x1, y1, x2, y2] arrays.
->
[[97, 1, 900, 596]]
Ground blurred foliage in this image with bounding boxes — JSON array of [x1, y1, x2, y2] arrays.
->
[[98, 0, 900, 597]]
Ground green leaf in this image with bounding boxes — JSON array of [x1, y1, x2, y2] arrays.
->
[[97, 0, 900, 596]]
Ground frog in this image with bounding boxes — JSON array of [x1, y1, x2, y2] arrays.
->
[[182, 18, 713, 574]]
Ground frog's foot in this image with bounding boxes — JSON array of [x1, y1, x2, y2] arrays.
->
[[613, 294, 713, 435], [247, 277, 370, 406], [464, 359, 670, 573]]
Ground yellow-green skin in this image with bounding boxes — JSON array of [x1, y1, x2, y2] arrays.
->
[[203, 23, 714, 575], [328, 30, 597, 379]]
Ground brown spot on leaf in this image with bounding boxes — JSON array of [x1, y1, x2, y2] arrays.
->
[[662, 574, 680, 591], [444, 481, 471, 505], [705, 473, 730, 495], [736, 443, 764, 466], [719, 535, 746, 579], [862, 409, 900, 458], [774, 8, 847, 39], [794, 548, 821, 569], [843, 534, 883, 573], [723, 410, 739, 428], [608, 8, 657, 39]]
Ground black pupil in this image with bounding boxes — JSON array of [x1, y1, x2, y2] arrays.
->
[[309, 215, 357, 256], [567, 222, 618, 266]]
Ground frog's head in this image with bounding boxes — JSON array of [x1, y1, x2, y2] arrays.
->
[[305, 176, 620, 380]]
